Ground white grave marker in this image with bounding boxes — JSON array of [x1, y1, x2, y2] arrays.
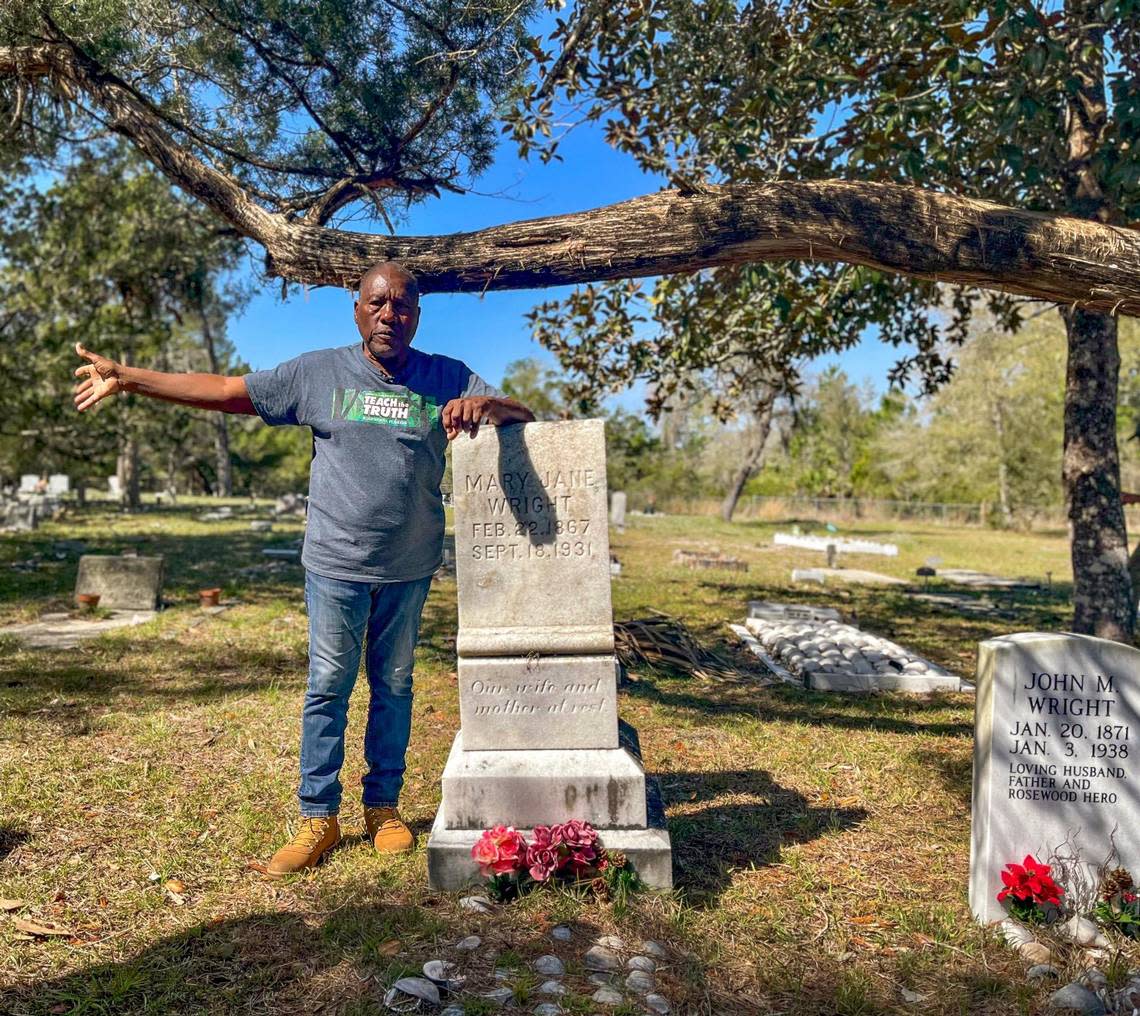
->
[[969, 632, 1140, 923]]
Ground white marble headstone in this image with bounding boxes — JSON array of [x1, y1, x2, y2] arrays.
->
[[969, 632, 1140, 922], [610, 491, 627, 530], [452, 420, 613, 656], [19, 475, 38, 493]]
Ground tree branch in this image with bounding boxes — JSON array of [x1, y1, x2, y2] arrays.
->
[[3, 44, 1139, 315], [266, 182, 1140, 315], [0, 38, 278, 244]]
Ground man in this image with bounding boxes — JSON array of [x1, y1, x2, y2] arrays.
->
[[74, 262, 535, 876]]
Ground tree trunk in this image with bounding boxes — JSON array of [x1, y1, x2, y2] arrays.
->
[[117, 432, 141, 512], [991, 401, 1012, 527], [1060, 0, 1133, 641], [720, 395, 775, 522], [198, 295, 233, 497], [1063, 307, 1132, 639]]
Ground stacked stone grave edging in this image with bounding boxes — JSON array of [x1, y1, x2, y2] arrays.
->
[[735, 615, 963, 693], [426, 420, 672, 889]]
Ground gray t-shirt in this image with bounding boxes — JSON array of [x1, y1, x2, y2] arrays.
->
[[245, 343, 500, 582]]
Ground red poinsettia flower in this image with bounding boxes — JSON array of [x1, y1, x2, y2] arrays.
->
[[997, 855, 1064, 906]]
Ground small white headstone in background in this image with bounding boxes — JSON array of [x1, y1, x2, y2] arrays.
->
[[19, 475, 38, 493], [610, 491, 627, 531], [108, 476, 122, 497], [969, 632, 1140, 923], [47, 474, 70, 495]]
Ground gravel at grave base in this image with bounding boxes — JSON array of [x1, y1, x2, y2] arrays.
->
[[628, 955, 657, 972], [585, 944, 622, 971], [459, 895, 493, 914], [481, 986, 515, 1007], [640, 940, 668, 959], [1018, 940, 1054, 965], [533, 1004, 563, 1016], [384, 977, 440, 1011], [596, 934, 626, 951], [1048, 983, 1108, 1015], [551, 924, 573, 941], [539, 980, 568, 995], [626, 969, 655, 993], [533, 954, 566, 976], [645, 994, 671, 1014], [1027, 964, 1061, 981], [454, 934, 481, 951], [592, 986, 625, 1005]]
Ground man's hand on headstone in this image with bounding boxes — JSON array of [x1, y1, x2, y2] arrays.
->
[[73, 343, 124, 412], [442, 396, 492, 440]]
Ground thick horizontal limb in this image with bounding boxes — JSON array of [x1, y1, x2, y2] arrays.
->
[[4, 43, 1140, 311]]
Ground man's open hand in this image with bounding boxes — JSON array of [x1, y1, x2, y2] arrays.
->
[[73, 343, 123, 412]]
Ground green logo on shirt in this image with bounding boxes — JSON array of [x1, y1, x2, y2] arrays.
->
[[332, 389, 441, 427]]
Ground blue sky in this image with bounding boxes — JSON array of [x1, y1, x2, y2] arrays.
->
[[228, 117, 906, 410]]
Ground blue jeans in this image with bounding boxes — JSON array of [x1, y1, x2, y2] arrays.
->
[[299, 570, 433, 818]]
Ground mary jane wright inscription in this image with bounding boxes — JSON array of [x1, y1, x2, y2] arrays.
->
[[453, 421, 614, 657], [969, 633, 1140, 923]]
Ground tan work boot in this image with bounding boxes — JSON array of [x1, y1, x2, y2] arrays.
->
[[265, 817, 341, 877], [364, 806, 414, 854]]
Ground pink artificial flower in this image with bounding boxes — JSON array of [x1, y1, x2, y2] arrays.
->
[[471, 825, 527, 876], [530, 825, 555, 851], [527, 846, 560, 882], [557, 819, 599, 851]]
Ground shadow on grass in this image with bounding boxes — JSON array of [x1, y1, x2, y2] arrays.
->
[[0, 824, 30, 860], [0, 637, 311, 726], [0, 904, 621, 1016], [0, 899, 1018, 1015], [661, 768, 867, 902], [624, 676, 974, 738]]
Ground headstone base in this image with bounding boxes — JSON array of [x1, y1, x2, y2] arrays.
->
[[426, 779, 673, 891], [438, 731, 649, 830]]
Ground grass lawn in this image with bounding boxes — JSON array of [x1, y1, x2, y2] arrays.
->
[[0, 503, 1126, 1014]]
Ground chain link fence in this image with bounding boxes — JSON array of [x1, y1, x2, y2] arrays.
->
[[627, 493, 1076, 527]]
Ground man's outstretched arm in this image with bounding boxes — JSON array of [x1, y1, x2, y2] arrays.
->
[[74, 343, 258, 415]]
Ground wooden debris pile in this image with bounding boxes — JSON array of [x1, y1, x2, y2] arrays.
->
[[614, 612, 772, 684]]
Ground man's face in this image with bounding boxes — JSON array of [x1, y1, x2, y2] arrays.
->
[[354, 267, 421, 367]]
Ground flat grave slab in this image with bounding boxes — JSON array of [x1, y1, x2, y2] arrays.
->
[[748, 601, 842, 623], [939, 568, 1039, 589], [774, 532, 899, 557], [2, 610, 157, 650], [674, 549, 748, 572]]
